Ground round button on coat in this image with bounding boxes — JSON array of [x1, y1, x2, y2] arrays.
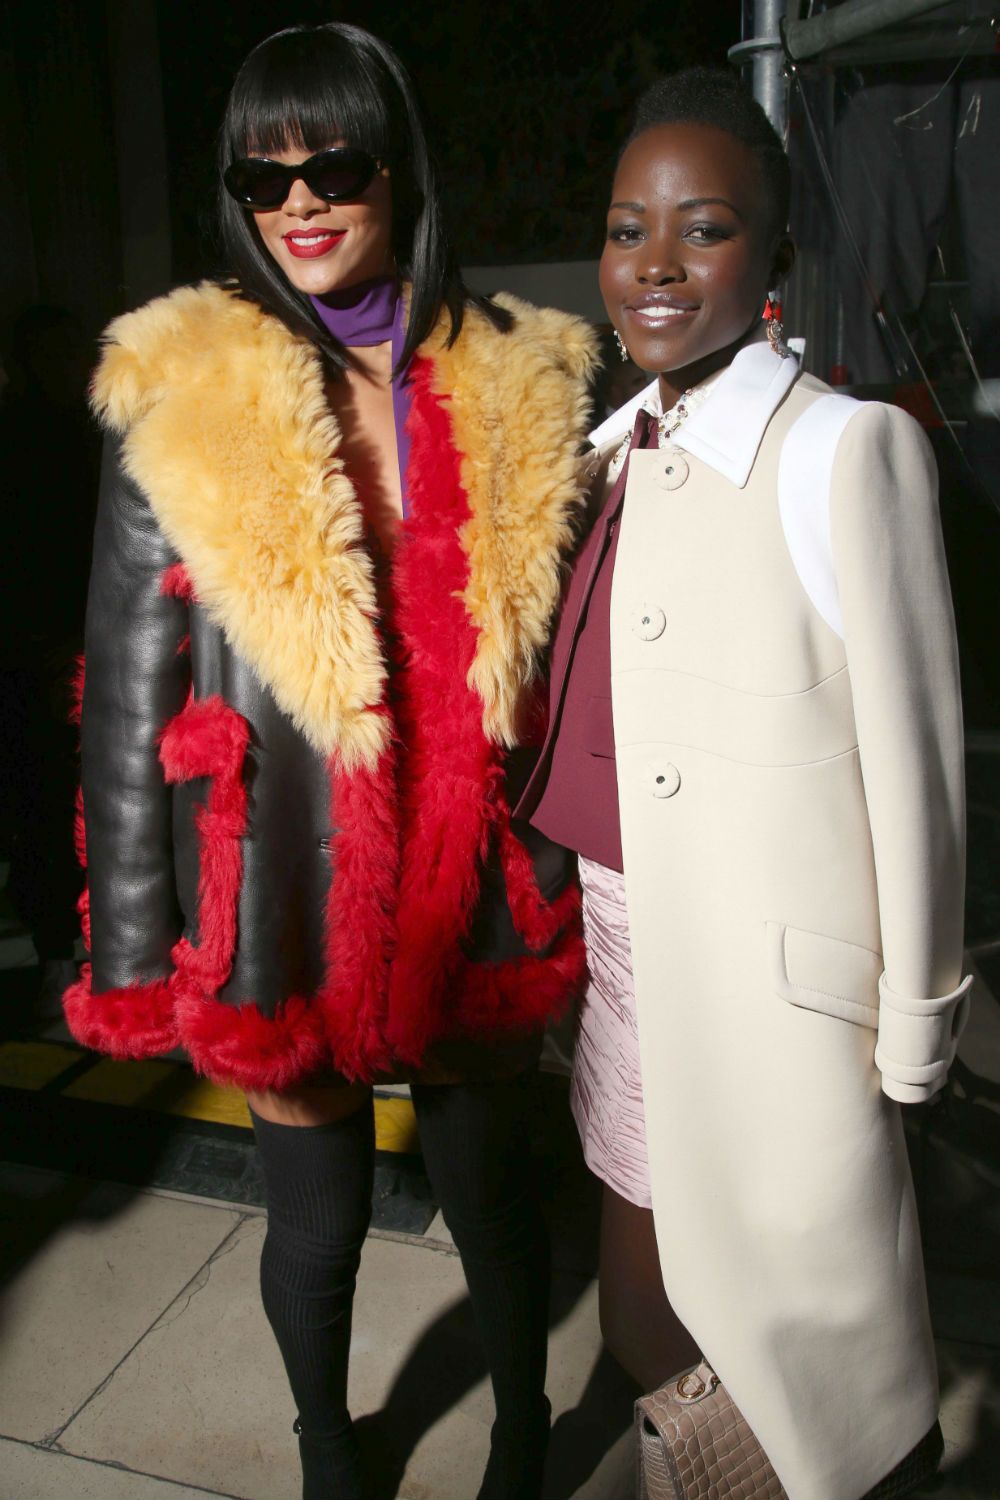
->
[[657, 449, 689, 490], [646, 762, 681, 798], [632, 604, 666, 641]]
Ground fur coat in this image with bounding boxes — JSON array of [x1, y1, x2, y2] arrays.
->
[[64, 282, 598, 1089]]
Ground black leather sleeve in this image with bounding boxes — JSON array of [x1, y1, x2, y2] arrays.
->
[[82, 441, 191, 990]]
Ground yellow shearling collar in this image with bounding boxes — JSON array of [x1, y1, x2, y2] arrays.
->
[[90, 282, 597, 770]]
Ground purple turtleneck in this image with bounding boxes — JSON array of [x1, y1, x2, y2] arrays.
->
[[309, 276, 412, 516]]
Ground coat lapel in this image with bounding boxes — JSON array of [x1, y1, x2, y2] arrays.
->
[[427, 293, 599, 746], [90, 283, 597, 769], [91, 283, 389, 771]]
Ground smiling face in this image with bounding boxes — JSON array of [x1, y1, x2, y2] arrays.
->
[[599, 122, 794, 406], [251, 142, 394, 297]]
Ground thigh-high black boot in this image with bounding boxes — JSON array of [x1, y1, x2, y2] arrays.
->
[[411, 1074, 551, 1500], [252, 1101, 375, 1500]]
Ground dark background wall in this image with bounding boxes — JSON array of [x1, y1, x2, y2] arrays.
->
[[0, 1, 124, 341], [156, 0, 735, 280], [0, 0, 736, 346]]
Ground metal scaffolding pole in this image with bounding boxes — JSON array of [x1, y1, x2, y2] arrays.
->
[[730, 0, 977, 76], [783, 0, 958, 60], [747, 0, 789, 136]]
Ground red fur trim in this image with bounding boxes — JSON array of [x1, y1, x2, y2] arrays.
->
[[450, 924, 587, 1038], [63, 966, 180, 1056], [76, 882, 92, 952], [321, 726, 399, 1081], [383, 360, 579, 1061], [385, 359, 498, 1063], [160, 695, 247, 994], [160, 561, 196, 602], [495, 800, 581, 952], [73, 786, 87, 870], [159, 693, 248, 786], [69, 654, 86, 728], [63, 692, 251, 1066], [171, 975, 329, 1092], [69, 658, 91, 961], [156, 694, 338, 1091]]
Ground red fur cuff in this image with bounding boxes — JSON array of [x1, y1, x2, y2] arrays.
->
[[62, 965, 179, 1057], [171, 977, 329, 1094]]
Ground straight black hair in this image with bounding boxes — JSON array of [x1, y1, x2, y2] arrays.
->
[[217, 22, 511, 374]]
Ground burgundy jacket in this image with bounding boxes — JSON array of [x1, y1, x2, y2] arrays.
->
[[517, 413, 652, 869]]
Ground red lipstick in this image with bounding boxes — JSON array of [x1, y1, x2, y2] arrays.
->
[[283, 229, 347, 259]]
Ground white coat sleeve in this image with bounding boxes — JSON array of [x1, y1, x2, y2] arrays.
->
[[828, 401, 972, 1104]]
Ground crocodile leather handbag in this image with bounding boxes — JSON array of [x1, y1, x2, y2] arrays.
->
[[636, 1361, 943, 1500], [636, 1361, 786, 1500]]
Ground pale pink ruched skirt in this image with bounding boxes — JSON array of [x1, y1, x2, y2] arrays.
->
[[570, 855, 652, 1209]]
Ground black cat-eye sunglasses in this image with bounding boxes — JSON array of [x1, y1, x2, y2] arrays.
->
[[223, 148, 383, 210]]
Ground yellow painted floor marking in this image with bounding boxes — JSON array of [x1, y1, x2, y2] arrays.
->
[[58, 1055, 417, 1149], [63, 1057, 179, 1106], [375, 1095, 419, 1154], [0, 1040, 82, 1091], [62, 1057, 250, 1125], [160, 1077, 252, 1128]]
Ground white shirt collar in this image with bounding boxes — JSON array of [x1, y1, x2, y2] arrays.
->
[[589, 381, 660, 451], [588, 338, 800, 489]]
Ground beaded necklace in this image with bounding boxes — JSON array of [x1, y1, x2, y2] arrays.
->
[[606, 380, 714, 485]]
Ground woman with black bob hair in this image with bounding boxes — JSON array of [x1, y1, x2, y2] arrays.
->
[[66, 22, 597, 1499], [216, 20, 506, 370]]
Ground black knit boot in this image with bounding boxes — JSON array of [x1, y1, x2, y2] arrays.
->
[[411, 1075, 552, 1500], [477, 1393, 552, 1500], [252, 1102, 375, 1500], [293, 1416, 363, 1500]]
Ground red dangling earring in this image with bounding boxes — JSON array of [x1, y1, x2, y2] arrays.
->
[[763, 293, 789, 358]]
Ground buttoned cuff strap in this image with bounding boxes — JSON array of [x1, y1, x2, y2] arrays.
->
[[874, 972, 973, 1104]]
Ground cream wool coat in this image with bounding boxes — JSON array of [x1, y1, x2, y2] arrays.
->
[[594, 340, 971, 1500]]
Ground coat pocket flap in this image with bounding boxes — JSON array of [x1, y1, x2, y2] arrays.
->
[[767, 921, 881, 1028]]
